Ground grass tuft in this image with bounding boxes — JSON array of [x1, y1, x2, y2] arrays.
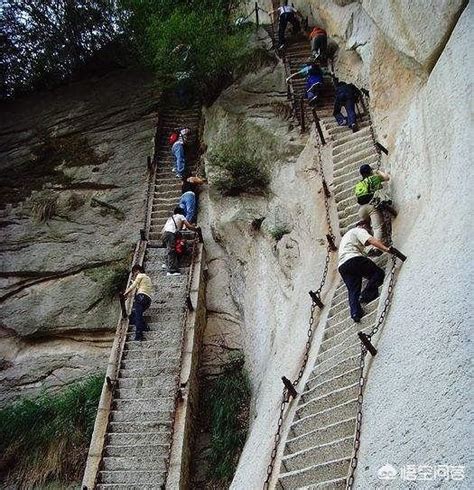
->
[[209, 131, 270, 196], [0, 375, 103, 487], [269, 225, 291, 241], [205, 353, 251, 483]]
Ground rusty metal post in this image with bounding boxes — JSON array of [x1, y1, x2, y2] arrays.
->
[[322, 179, 331, 199], [358, 332, 377, 356], [312, 108, 326, 145], [299, 96, 306, 133], [255, 2, 259, 29], [140, 229, 147, 241], [281, 376, 298, 399], [147, 155, 152, 171], [326, 233, 337, 251], [309, 290, 324, 309], [375, 142, 389, 155], [119, 294, 127, 319]]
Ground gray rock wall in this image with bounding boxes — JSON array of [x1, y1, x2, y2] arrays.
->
[[0, 69, 158, 404]]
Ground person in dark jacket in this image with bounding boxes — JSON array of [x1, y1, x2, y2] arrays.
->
[[270, 3, 302, 49], [333, 78, 361, 132]]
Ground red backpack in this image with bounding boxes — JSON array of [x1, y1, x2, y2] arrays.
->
[[168, 132, 179, 145]]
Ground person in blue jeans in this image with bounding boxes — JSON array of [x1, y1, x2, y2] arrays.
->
[[171, 128, 191, 178], [179, 176, 206, 223], [333, 78, 361, 132], [122, 264, 153, 341], [286, 61, 324, 105]]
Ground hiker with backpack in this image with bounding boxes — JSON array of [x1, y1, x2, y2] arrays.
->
[[170, 128, 191, 179], [286, 60, 324, 105], [179, 176, 206, 224], [333, 78, 362, 132], [270, 2, 303, 49], [162, 207, 198, 276], [338, 220, 406, 323], [122, 264, 153, 341], [355, 164, 395, 246], [309, 26, 327, 61]]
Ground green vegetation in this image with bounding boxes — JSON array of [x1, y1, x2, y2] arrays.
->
[[269, 225, 291, 241], [209, 130, 271, 196], [85, 262, 130, 299], [2, 0, 254, 101], [0, 375, 103, 488], [205, 354, 251, 483]]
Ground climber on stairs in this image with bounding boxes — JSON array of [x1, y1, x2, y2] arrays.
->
[[162, 207, 198, 276], [309, 26, 327, 61], [170, 127, 191, 179], [179, 175, 206, 224], [333, 78, 362, 132], [270, 2, 303, 49], [338, 220, 390, 323], [122, 264, 153, 341], [286, 60, 324, 105], [355, 164, 395, 246]]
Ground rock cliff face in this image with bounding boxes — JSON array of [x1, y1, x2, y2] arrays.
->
[[201, 2, 471, 487], [0, 69, 158, 404]]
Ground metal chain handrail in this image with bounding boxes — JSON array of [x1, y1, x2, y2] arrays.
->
[[263, 111, 337, 490]]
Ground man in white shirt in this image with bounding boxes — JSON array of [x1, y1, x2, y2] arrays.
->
[[338, 220, 390, 322], [162, 207, 198, 276], [270, 2, 302, 49]]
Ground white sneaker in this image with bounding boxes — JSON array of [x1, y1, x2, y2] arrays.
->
[[167, 271, 181, 276], [161, 264, 166, 269]]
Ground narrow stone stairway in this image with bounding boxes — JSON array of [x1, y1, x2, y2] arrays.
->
[[94, 98, 202, 489], [264, 21, 390, 490]]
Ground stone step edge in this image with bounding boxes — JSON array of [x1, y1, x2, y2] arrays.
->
[[295, 382, 359, 415], [278, 456, 351, 479], [302, 367, 360, 400], [285, 416, 356, 446], [282, 435, 354, 463], [291, 398, 358, 430], [308, 355, 360, 387]]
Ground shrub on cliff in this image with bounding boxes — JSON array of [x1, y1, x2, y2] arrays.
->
[[209, 134, 271, 196], [0, 375, 103, 487]]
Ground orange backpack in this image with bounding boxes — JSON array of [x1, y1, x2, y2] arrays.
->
[[309, 27, 327, 40]]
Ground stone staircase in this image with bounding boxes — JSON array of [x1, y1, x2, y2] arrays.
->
[[265, 21, 389, 490], [94, 98, 202, 489], [148, 100, 201, 245]]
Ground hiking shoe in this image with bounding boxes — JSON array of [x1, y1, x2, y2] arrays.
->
[[351, 124, 358, 133], [352, 310, 365, 323], [161, 264, 167, 269], [134, 335, 143, 341], [367, 249, 383, 257], [167, 271, 181, 276], [278, 43, 285, 50]]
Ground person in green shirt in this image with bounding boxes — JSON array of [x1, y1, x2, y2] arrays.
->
[[354, 164, 390, 243]]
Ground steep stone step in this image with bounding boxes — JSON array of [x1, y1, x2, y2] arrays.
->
[[101, 456, 167, 472], [284, 417, 355, 455], [278, 457, 350, 488], [302, 367, 360, 402], [332, 126, 371, 149], [112, 396, 175, 413], [289, 399, 358, 439], [109, 409, 173, 423], [118, 365, 178, 379], [303, 477, 347, 488], [106, 431, 170, 447], [121, 346, 180, 362], [104, 444, 170, 459], [98, 470, 166, 485], [107, 420, 171, 434], [281, 436, 353, 473], [294, 384, 359, 419], [306, 356, 360, 393], [332, 134, 372, 158]]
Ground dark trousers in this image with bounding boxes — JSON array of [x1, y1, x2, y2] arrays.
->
[[163, 231, 179, 272], [338, 256, 385, 319], [334, 96, 357, 127], [130, 293, 151, 340], [278, 13, 300, 45], [311, 35, 327, 59]]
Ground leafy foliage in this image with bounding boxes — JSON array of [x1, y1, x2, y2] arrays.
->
[[269, 225, 291, 241], [0, 375, 103, 487], [209, 131, 271, 196], [1, 0, 127, 98], [205, 354, 251, 483]]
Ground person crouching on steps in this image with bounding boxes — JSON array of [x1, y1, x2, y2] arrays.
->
[[286, 60, 324, 106], [162, 207, 198, 276], [338, 220, 390, 323], [123, 264, 153, 341]]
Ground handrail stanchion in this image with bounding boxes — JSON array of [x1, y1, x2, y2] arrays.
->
[[255, 2, 259, 29]]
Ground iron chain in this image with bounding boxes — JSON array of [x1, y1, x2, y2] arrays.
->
[[264, 93, 337, 488], [362, 94, 382, 169]]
